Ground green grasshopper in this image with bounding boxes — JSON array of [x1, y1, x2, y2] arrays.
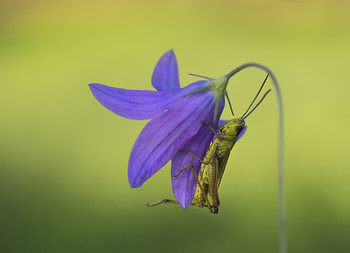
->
[[147, 75, 271, 214]]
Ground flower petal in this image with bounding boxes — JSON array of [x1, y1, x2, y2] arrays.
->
[[171, 98, 225, 209], [128, 91, 216, 188], [89, 81, 207, 120], [237, 125, 247, 141], [152, 49, 180, 91], [219, 119, 228, 126], [170, 125, 214, 209]]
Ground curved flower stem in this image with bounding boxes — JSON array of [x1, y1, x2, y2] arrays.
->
[[226, 63, 286, 253]]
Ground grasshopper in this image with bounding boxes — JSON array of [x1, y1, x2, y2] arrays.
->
[[147, 75, 271, 214]]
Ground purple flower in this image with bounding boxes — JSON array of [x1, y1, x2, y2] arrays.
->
[[89, 50, 233, 209]]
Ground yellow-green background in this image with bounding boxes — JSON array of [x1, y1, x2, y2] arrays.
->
[[1, 1, 349, 252]]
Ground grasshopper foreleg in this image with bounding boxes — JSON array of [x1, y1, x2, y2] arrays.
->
[[178, 143, 218, 166], [200, 121, 218, 135], [201, 121, 223, 141], [177, 150, 205, 163]]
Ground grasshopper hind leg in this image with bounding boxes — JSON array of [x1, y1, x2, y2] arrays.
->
[[146, 199, 208, 208], [174, 162, 218, 214], [146, 199, 179, 206]]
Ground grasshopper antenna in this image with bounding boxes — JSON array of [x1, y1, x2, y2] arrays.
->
[[242, 89, 271, 120], [241, 74, 269, 119]]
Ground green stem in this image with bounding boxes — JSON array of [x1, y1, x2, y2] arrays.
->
[[226, 63, 286, 253]]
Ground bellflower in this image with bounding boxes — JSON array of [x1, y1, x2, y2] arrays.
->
[[89, 50, 239, 209]]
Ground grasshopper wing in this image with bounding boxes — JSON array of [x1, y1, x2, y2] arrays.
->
[[217, 150, 231, 187], [217, 125, 247, 187]]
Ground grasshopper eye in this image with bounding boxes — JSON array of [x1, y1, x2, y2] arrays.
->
[[235, 125, 244, 134]]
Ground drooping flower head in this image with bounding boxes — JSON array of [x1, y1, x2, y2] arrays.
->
[[89, 50, 238, 208], [89, 51, 286, 253]]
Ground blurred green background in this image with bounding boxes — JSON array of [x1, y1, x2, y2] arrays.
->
[[1, 0, 350, 252]]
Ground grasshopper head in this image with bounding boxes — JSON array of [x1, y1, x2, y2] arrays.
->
[[218, 118, 245, 137]]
